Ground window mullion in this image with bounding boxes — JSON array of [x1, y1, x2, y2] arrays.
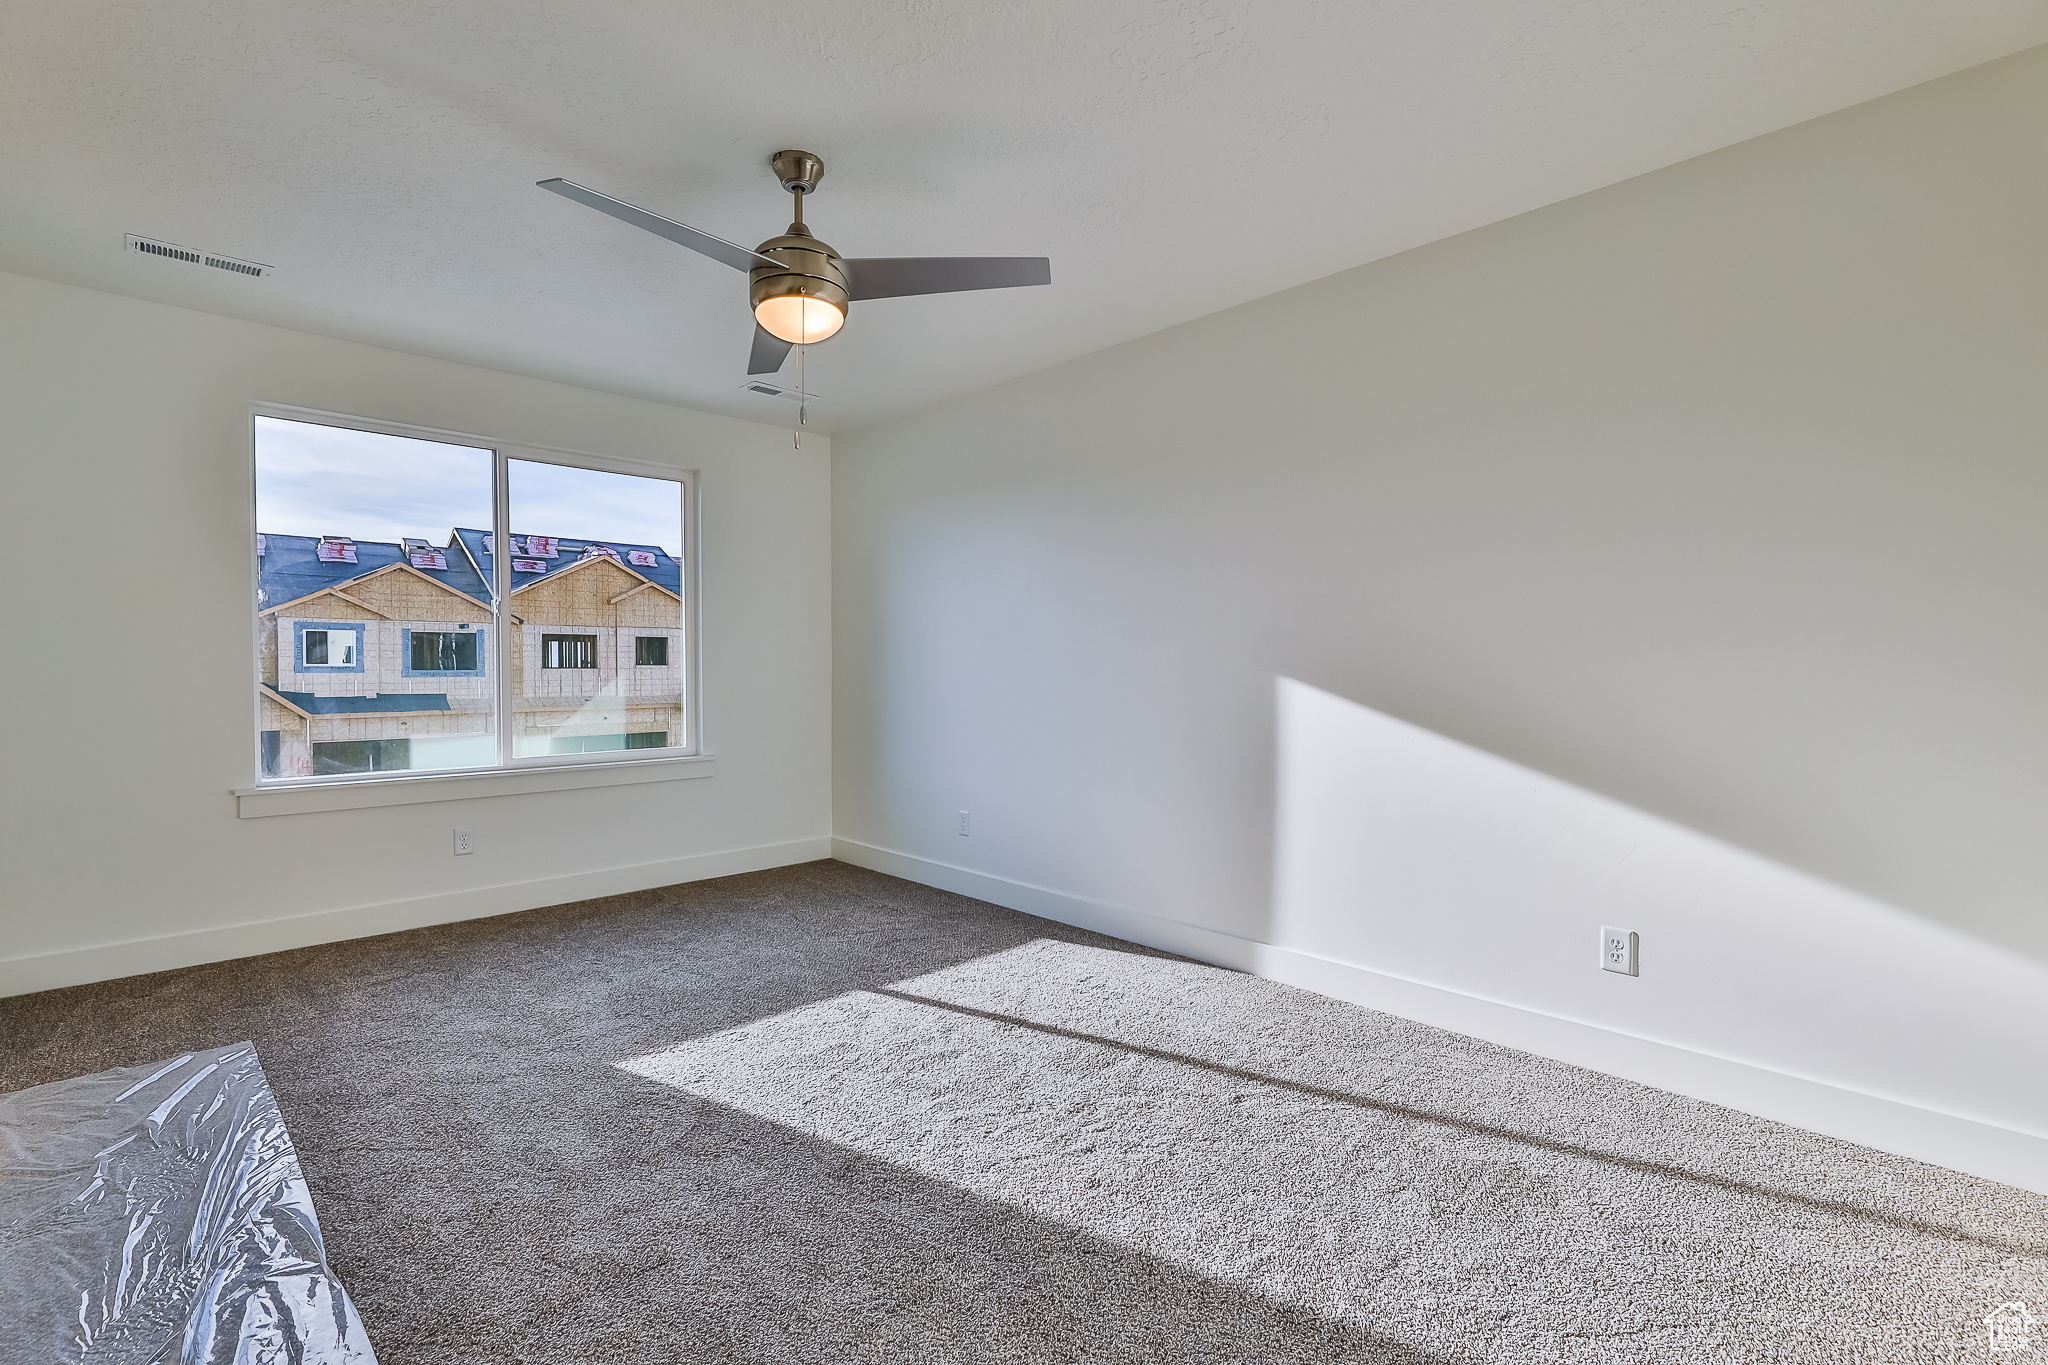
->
[[493, 448, 513, 769]]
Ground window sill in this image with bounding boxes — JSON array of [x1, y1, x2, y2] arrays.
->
[[233, 754, 716, 818]]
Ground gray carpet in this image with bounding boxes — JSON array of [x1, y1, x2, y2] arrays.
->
[[1, 860, 2042, 1364]]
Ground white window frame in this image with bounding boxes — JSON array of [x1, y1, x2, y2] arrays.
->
[[241, 402, 709, 815], [301, 626, 356, 668]]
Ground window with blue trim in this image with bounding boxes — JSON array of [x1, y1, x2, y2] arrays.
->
[[403, 628, 486, 677], [295, 621, 367, 673]]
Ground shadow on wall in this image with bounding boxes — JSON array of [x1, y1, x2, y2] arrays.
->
[[1270, 677, 2048, 1143]]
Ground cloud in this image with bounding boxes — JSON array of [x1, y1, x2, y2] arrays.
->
[[509, 458, 683, 556], [256, 417, 491, 547], [255, 417, 683, 556]]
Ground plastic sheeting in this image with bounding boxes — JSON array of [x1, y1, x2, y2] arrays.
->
[[0, 1043, 378, 1364]]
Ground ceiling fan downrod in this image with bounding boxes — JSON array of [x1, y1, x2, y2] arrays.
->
[[749, 150, 849, 348]]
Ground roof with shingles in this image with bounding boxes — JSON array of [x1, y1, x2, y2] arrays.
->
[[274, 690, 452, 715], [257, 533, 492, 611], [448, 528, 682, 598], [257, 529, 681, 612]]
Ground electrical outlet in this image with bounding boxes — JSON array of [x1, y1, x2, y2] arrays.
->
[[1600, 926, 1638, 976], [453, 827, 474, 856], [956, 809, 971, 837]]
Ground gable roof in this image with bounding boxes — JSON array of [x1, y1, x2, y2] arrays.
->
[[257, 529, 681, 612], [503, 548, 680, 607], [258, 533, 493, 612], [449, 528, 681, 599]]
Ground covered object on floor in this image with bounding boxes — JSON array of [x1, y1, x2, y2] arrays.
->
[[0, 1041, 377, 1363]]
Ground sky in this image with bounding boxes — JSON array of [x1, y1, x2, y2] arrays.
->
[[254, 416, 684, 555]]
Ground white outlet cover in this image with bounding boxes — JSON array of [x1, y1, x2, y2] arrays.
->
[[454, 827, 474, 856], [1601, 926, 1638, 976], [956, 810, 971, 837]]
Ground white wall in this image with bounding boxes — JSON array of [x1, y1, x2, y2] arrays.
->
[[0, 271, 831, 994], [832, 47, 2048, 1189]]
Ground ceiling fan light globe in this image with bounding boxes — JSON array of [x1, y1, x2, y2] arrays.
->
[[755, 294, 844, 345]]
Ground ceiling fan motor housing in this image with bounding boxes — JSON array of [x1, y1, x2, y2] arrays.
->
[[749, 230, 850, 321]]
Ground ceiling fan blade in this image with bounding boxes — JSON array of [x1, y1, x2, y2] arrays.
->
[[538, 178, 780, 272], [748, 324, 793, 375], [842, 257, 1051, 301]]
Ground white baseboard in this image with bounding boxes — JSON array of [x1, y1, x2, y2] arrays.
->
[[830, 837, 2048, 1196], [0, 837, 833, 999]]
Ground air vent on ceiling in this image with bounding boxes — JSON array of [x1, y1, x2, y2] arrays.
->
[[739, 379, 818, 403], [127, 234, 272, 278]]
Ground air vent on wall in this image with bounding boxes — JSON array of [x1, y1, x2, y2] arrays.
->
[[738, 379, 818, 403], [127, 234, 272, 278]]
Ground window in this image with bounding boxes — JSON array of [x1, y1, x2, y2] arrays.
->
[[303, 628, 355, 667], [543, 731, 668, 753], [408, 630, 480, 673], [312, 739, 413, 775], [254, 408, 692, 784], [542, 635, 598, 669]]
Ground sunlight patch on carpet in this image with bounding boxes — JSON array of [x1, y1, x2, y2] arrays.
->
[[619, 939, 2044, 1362]]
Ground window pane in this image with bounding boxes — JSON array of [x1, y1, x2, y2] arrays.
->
[[255, 416, 497, 778], [403, 630, 481, 673], [507, 459, 685, 758], [541, 634, 598, 669]]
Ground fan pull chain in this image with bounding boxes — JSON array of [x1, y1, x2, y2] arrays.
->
[[794, 334, 807, 448], [791, 186, 809, 449]]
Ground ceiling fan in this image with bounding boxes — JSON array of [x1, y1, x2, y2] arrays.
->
[[540, 150, 1051, 377]]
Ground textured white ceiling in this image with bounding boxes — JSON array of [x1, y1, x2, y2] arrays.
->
[[5, 2, 2044, 433]]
